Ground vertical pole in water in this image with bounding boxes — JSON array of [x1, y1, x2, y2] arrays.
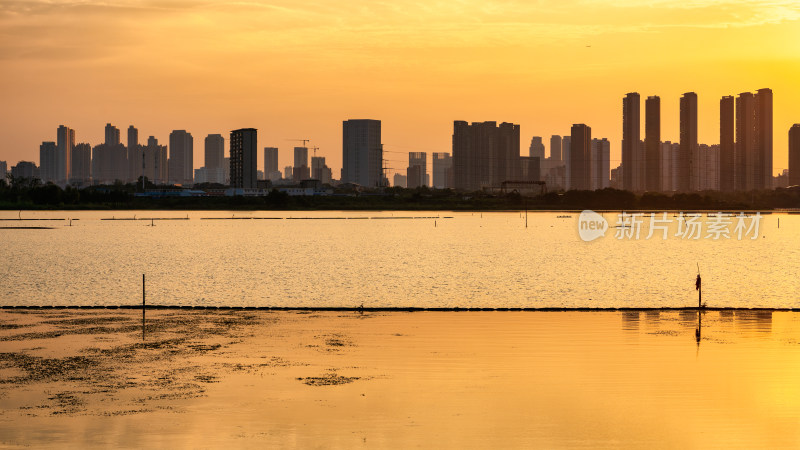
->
[[142, 273, 146, 341], [525, 198, 528, 229]]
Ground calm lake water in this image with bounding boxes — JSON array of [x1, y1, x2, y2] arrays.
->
[[1, 309, 800, 448], [1, 210, 798, 308]]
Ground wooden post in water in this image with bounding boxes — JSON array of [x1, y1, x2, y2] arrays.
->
[[525, 198, 528, 228], [696, 267, 702, 309], [142, 273, 146, 341]]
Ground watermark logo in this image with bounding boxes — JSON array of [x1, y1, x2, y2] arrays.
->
[[578, 210, 609, 242], [577, 211, 762, 241]]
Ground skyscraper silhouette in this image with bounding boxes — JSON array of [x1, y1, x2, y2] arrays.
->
[[342, 119, 382, 187], [735, 92, 755, 191], [452, 121, 520, 191], [105, 123, 120, 146], [205, 134, 225, 171], [407, 152, 427, 188], [39, 142, 57, 183], [645, 96, 661, 191], [790, 124, 800, 187], [56, 125, 74, 185], [229, 128, 257, 189], [755, 88, 773, 189], [168, 130, 193, 186], [570, 124, 591, 191], [264, 147, 279, 180], [549, 135, 562, 163], [432, 152, 453, 189], [622, 93, 640, 191], [128, 125, 142, 182], [679, 92, 698, 192], [529, 137, 545, 160], [590, 138, 610, 190], [71, 143, 91, 185], [293, 147, 309, 181], [719, 96, 735, 192]]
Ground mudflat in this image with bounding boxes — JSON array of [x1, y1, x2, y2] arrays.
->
[[1, 309, 799, 448]]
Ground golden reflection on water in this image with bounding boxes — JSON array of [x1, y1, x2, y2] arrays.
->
[[1, 210, 800, 308], [2, 310, 800, 448]]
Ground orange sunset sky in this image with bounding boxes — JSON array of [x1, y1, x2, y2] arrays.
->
[[1, 0, 799, 178]]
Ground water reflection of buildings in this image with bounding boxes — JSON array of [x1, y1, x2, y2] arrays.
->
[[734, 310, 772, 333], [621, 311, 640, 330]]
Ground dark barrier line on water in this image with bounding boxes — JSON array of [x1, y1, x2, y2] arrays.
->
[[101, 218, 189, 221], [200, 217, 283, 220], [2, 305, 799, 312], [200, 217, 452, 220]]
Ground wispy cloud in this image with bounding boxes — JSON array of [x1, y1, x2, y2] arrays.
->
[[1, 0, 798, 66]]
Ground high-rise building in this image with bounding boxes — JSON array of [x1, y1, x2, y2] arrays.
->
[[790, 125, 800, 187], [11, 161, 39, 181], [93, 123, 128, 183], [105, 123, 120, 146], [199, 134, 225, 184], [71, 143, 91, 185], [127, 126, 142, 183], [590, 138, 610, 190], [633, 140, 646, 191], [311, 156, 332, 184], [562, 136, 571, 190], [550, 135, 562, 163], [570, 124, 591, 191], [91, 142, 127, 184], [39, 142, 57, 183], [679, 92, 698, 191], [407, 152, 427, 188], [697, 144, 720, 190], [142, 136, 168, 184], [127, 126, 138, 149], [735, 92, 755, 191], [56, 125, 74, 184], [660, 141, 679, 192], [393, 173, 407, 188], [293, 147, 309, 181], [229, 128, 258, 189], [90, 124, 128, 184], [622, 93, 640, 191], [645, 96, 661, 191], [720, 96, 735, 192], [519, 156, 540, 182], [755, 88, 773, 189], [452, 120, 520, 191], [432, 152, 452, 189], [264, 147, 279, 180], [168, 130, 193, 186], [205, 134, 225, 170], [342, 119, 382, 187], [529, 137, 545, 160], [0, 161, 7, 184]]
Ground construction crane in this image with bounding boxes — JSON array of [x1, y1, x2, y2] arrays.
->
[[311, 146, 320, 157], [286, 139, 310, 148]]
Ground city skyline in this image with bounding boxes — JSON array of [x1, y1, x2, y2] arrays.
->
[[2, 1, 800, 176]]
